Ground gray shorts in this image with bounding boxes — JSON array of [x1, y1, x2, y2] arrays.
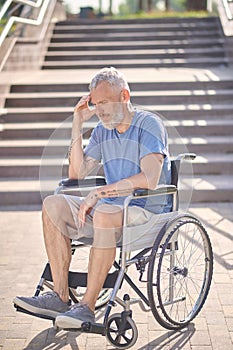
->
[[62, 194, 155, 245]]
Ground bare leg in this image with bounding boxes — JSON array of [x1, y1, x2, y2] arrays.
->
[[82, 204, 123, 311], [82, 247, 116, 310], [42, 197, 122, 310], [42, 195, 73, 303]]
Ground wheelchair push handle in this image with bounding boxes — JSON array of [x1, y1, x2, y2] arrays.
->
[[175, 153, 196, 161]]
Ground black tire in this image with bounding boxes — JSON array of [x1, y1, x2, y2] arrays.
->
[[106, 313, 138, 349], [148, 214, 213, 330]]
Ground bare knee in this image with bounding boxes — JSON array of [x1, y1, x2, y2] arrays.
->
[[93, 204, 123, 228], [42, 194, 65, 220], [42, 194, 71, 233], [92, 205, 123, 248]]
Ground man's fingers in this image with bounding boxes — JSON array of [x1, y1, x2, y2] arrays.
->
[[78, 203, 87, 228], [75, 95, 90, 111]]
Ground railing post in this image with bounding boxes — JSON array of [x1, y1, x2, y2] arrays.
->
[[207, 0, 213, 12]]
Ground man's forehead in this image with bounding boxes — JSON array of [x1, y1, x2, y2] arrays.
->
[[91, 82, 119, 100]]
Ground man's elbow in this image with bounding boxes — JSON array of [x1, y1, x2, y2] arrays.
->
[[142, 172, 160, 190], [68, 165, 86, 180]]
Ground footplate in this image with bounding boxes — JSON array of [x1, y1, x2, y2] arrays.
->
[[14, 304, 55, 321], [81, 322, 106, 335]]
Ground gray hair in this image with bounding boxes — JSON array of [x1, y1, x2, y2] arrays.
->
[[89, 67, 130, 92]]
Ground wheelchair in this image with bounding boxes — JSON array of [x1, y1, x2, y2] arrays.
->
[[15, 153, 213, 349]]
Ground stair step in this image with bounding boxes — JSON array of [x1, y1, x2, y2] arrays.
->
[[53, 22, 220, 33], [1, 119, 233, 139], [9, 81, 233, 93], [44, 47, 226, 61], [4, 89, 233, 108], [0, 154, 232, 178], [50, 30, 222, 42], [0, 136, 232, 157], [56, 17, 219, 25], [42, 57, 228, 69], [2, 105, 233, 124], [169, 136, 233, 153], [181, 175, 233, 202], [3, 110, 233, 124], [192, 154, 233, 174], [1, 111, 71, 123], [47, 39, 225, 51], [0, 157, 68, 177], [0, 139, 69, 156], [0, 174, 232, 205]]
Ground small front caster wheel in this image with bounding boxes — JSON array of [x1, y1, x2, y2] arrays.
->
[[106, 313, 138, 349]]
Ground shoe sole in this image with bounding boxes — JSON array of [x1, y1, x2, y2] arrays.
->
[[55, 315, 84, 329], [13, 297, 59, 319]]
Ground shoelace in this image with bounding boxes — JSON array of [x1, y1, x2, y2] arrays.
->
[[32, 291, 57, 300], [70, 303, 90, 311]]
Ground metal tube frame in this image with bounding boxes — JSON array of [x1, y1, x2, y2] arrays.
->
[[0, 0, 53, 46]]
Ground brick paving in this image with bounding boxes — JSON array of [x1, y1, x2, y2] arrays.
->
[[0, 202, 233, 350]]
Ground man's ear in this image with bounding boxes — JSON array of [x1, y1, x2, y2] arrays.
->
[[122, 89, 130, 102]]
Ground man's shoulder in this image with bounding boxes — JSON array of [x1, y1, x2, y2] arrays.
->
[[134, 109, 165, 129]]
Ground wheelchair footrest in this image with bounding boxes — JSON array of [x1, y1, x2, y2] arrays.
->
[[14, 304, 55, 321], [64, 322, 106, 335], [81, 322, 106, 335]]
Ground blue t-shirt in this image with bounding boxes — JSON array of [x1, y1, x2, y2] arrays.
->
[[84, 109, 172, 213]]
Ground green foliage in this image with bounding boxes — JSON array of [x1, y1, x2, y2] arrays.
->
[[113, 9, 210, 20], [118, 0, 209, 15]]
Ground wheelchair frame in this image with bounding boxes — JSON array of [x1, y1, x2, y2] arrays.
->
[[15, 153, 213, 349]]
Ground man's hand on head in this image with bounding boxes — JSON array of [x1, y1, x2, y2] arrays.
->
[[74, 94, 96, 124]]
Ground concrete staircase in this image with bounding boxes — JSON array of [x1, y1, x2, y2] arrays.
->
[[0, 16, 232, 206], [43, 17, 228, 69]]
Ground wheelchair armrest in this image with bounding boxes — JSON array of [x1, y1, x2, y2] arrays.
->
[[133, 185, 177, 198], [55, 176, 106, 196], [59, 176, 106, 188]]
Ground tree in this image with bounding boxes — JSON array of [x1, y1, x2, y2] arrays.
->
[[148, 0, 153, 11], [109, 0, 113, 15], [98, 0, 102, 13], [186, 0, 207, 10], [138, 0, 143, 12], [165, 0, 170, 11], [138, 0, 155, 12]]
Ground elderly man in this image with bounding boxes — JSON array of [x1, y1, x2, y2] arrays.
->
[[14, 67, 171, 329]]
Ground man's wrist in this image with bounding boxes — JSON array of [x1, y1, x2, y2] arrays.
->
[[95, 188, 100, 199]]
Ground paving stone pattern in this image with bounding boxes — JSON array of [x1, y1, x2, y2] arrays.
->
[[0, 203, 232, 350]]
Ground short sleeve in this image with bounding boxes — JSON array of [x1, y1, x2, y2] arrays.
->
[[139, 115, 168, 160]]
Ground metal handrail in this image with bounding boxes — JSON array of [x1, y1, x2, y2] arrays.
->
[[222, 0, 233, 20], [0, 0, 45, 21], [0, 0, 52, 46]]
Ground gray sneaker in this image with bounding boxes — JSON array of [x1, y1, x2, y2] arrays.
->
[[13, 291, 71, 319], [55, 303, 95, 329]]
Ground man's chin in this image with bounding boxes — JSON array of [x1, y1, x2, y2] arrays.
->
[[102, 122, 116, 130]]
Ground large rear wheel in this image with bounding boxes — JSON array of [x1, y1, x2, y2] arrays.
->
[[148, 215, 213, 329]]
